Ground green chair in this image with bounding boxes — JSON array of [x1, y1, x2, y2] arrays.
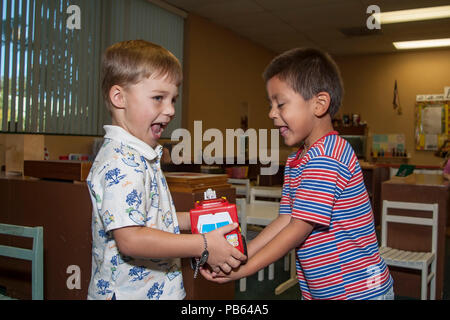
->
[[0, 223, 44, 300]]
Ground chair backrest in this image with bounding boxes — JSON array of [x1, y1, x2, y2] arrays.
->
[[228, 178, 251, 203], [250, 186, 282, 204], [236, 198, 247, 238], [0, 223, 44, 300], [381, 200, 438, 254]]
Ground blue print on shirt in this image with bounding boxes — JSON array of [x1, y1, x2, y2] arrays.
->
[[96, 279, 113, 296], [122, 152, 140, 168], [105, 168, 126, 187], [147, 282, 165, 299], [126, 189, 147, 225], [129, 266, 151, 282]]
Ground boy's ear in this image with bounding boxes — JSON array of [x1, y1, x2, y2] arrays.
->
[[109, 85, 127, 109], [313, 92, 331, 117]]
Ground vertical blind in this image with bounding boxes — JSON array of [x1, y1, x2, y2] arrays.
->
[[0, 0, 184, 136]]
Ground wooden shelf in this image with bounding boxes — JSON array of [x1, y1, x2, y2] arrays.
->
[[333, 124, 367, 135]]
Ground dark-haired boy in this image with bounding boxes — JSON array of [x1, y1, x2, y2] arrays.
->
[[201, 48, 394, 300]]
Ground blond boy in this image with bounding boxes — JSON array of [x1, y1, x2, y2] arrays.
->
[[87, 40, 245, 300]]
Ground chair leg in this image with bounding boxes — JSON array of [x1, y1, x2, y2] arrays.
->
[[421, 266, 427, 300], [258, 269, 264, 281], [284, 253, 290, 272], [240, 277, 246, 292], [430, 260, 436, 300], [268, 263, 274, 280]]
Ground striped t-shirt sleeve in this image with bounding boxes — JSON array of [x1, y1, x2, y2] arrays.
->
[[279, 158, 292, 215], [291, 156, 351, 226]]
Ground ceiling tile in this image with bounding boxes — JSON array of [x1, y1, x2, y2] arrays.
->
[[163, 0, 228, 11], [254, 0, 361, 11], [189, 0, 265, 20], [358, 0, 450, 12], [276, 2, 368, 30], [211, 11, 284, 29], [162, 0, 450, 55]]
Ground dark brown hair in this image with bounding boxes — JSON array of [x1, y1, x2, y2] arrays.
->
[[263, 48, 343, 117], [101, 39, 182, 111]]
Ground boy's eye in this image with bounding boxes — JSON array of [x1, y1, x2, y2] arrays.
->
[[153, 96, 163, 102], [277, 103, 285, 108], [171, 97, 177, 104]]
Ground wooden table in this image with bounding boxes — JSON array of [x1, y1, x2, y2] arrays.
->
[[381, 174, 449, 299]]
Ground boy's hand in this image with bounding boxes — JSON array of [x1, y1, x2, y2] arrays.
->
[[204, 223, 247, 274], [199, 264, 244, 284]]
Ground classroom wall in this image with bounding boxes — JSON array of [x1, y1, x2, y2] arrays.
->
[[3, 15, 448, 168], [335, 48, 450, 167], [0, 133, 99, 166], [182, 14, 281, 158]]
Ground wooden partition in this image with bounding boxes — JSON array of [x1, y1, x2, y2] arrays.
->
[[0, 174, 236, 299]]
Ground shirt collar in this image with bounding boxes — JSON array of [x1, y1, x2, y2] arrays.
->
[[289, 130, 339, 167], [103, 125, 163, 161]]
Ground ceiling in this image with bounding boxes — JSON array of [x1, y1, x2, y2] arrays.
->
[[161, 0, 450, 56]]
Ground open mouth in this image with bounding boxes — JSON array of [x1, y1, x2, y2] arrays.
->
[[278, 126, 289, 137], [151, 122, 168, 138]]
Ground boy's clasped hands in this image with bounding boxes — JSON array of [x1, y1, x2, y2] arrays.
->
[[200, 225, 249, 284], [201, 223, 247, 275]]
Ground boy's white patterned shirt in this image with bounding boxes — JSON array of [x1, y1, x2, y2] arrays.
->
[[86, 125, 185, 300]]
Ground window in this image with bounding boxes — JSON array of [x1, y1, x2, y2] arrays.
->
[[1, 0, 184, 136]]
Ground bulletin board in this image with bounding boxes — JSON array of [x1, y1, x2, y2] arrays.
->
[[415, 102, 449, 150], [372, 134, 406, 153]]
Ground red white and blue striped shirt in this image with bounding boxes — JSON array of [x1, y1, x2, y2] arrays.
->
[[280, 131, 393, 300]]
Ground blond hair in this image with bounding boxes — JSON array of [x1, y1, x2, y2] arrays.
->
[[101, 39, 182, 112]]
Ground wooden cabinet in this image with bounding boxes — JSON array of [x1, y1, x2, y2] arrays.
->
[[0, 176, 92, 299], [360, 163, 390, 226], [0, 172, 237, 300], [166, 172, 237, 300]]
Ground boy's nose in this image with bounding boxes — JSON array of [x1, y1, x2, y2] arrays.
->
[[164, 102, 175, 117], [268, 105, 277, 120]]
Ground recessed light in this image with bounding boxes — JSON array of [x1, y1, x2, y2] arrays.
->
[[374, 5, 450, 24], [393, 38, 450, 49]]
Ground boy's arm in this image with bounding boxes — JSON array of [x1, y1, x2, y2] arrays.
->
[[246, 214, 291, 258], [113, 223, 247, 273], [200, 218, 314, 282], [176, 211, 191, 231]]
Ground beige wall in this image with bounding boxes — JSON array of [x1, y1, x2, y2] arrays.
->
[[3, 16, 448, 169], [183, 14, 276, 139], [0, 133, 99, 170], [44, 135, 99, 160], [335, 48, 450, 166]]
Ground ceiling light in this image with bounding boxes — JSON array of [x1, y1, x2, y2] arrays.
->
[[393, 38, 450, 49], [374, 5, 450, 24]]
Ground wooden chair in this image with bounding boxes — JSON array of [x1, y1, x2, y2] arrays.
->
[[379, 200, 438, 300], [0, 223, 44, 300], [228, 178, 251, 203]]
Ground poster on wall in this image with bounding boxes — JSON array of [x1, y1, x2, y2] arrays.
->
[[414, 97, 449, 151], [372, 133, 406, 156]]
